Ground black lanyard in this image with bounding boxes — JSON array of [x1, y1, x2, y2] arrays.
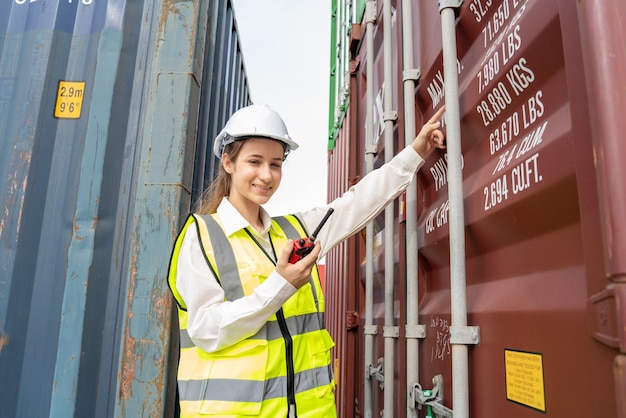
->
[[243, 228, 278, 264]]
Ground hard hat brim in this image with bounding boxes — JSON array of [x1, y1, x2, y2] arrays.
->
[[214, 132, 299, 158]]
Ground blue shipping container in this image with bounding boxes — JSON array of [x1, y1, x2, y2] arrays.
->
[[0, 1, 250, 417]]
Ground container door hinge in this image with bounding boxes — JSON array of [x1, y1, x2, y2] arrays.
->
[[409, 374, 454, 418], [588, 284, 620, 349], [346, 311, 360, 331], [367, 357, 385, 389], [449, 325, 480, 345]]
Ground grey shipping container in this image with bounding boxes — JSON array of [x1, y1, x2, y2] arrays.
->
[[0, 0, 250, 417], [326, 0, 626, 417]]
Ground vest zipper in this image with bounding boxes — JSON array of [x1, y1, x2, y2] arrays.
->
[[276, 307, 297, 416], [245, 227, 298, 415]]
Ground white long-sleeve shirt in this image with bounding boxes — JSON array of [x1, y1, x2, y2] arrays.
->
[[176, 145, 425, 352]]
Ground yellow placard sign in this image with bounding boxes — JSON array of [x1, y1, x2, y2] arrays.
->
[[54, 81, 85, 119], [505, 349, 546, 412]]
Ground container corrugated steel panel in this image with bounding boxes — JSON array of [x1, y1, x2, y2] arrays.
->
[[326, 1, 410, 415], [326, 0, 626, 416], [326, 69, 364, 417], [0, 1, 250, 417], [192, 2, 252, 200]]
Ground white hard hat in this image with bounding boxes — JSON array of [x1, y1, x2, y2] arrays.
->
[[213, 104, 299, 158]]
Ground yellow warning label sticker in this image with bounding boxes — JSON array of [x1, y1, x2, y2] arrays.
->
[[54, 81, 85, 119], [505, 349, 546, 412]]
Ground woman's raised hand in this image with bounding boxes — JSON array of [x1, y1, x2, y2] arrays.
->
[[411, 105, 446, 157]]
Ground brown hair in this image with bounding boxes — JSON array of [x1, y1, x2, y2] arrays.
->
[[194, 141, 245, 214]]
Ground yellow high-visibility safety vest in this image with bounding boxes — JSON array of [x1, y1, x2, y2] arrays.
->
[[168, 213, 337, 418]]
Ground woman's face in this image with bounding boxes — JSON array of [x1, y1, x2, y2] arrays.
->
[[223, 137, 284, 209]]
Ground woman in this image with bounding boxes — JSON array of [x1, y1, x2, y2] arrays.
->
[[168, 104, 446, 417]]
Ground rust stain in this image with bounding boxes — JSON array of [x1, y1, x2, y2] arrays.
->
[[73, 219, 83, 240], [118, 211, 177, 413], [153, 292, 172, 326], [72, 217, 99, 241], [158, 1, 182, 44], [2, 148, 32, 241], [156, 0, 200, 68], [119, 230, 139, 400], [0, 331, 9, 354], [153, 285, 173, 397]]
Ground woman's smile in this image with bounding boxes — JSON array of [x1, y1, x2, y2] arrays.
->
[[253, 182, 273, 194]]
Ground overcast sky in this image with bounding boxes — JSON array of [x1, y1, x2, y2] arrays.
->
[[231, 0, 332, 216]]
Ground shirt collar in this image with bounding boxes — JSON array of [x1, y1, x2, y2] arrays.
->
[[216, 197, 274, 237]]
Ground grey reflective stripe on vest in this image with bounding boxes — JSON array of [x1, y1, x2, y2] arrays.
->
[[179, 311, 325, 349], [273, 215, 306, 240], [199, 214, 245, 301], [178, 364, 332, 402], [179, 329, 194, 349], [194, 214, 270, 341], [273, 216, 319, 309], [250, 311, 324, 341]]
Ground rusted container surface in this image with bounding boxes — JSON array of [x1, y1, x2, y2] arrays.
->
[[326, 0, 625, 416], [325, 70, 364, 418], [0, 1, 249, 417]]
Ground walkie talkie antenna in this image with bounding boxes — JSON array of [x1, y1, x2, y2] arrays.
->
[[310, 208, 334, 240]]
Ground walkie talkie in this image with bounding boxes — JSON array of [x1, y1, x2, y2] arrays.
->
[[288, 208, 335, 263]]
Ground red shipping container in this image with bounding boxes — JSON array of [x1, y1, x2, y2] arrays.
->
[[325, 0, 626, 416]]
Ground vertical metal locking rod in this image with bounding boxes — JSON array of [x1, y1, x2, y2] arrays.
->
[[400, 0, 421, 415], [439, 1, 470, 417], [363, 2, 378, 417], [382, 0, 399, 416]]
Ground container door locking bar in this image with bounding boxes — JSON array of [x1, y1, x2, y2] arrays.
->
[[438, 0, 475, 416]]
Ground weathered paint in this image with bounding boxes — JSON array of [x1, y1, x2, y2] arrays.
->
[[326, 0, 626, 416], [0, 1, 250, 417]]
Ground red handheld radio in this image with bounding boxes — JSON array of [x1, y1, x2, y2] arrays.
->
[[288, 208, 334, 264]]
